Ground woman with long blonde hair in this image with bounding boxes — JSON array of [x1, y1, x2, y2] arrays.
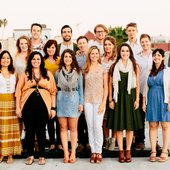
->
[[84, 46, 108, 163]]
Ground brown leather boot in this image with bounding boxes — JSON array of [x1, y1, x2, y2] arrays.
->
[[125, 150, 132, 163], [119, 150, 125, 163]]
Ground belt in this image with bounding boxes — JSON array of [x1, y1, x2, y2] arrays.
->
[[57, 87, 78, 92], [31, 86, 45, 89]]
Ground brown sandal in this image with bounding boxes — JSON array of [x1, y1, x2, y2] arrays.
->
[[38, 157, 46, 165], [69, 152, 76, 163], [63, 157, 69, 163], [90, 153, 96, 163], [96, 153, 102, 163], [25, 156, 34, 165], [149, 151, 157, 162], [158, 152, 168, 162]]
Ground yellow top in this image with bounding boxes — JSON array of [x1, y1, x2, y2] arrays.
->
[[44, 57, 61, 75]]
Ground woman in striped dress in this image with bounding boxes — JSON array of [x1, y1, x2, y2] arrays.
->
[[0, 50, 22, 164]]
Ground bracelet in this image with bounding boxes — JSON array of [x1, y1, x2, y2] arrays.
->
[[51, 107, 56, 110]]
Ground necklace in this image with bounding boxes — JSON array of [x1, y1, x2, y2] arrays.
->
[[33, 72, 41, 83]]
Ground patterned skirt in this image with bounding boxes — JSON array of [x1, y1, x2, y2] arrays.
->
[[0, 93, 22, 156]]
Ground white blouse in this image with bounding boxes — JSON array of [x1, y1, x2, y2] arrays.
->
[[0, 74, 16, 93], [14, 56, 26, 77]]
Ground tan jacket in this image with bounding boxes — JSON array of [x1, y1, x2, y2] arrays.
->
[[15, 71, 57, 116]]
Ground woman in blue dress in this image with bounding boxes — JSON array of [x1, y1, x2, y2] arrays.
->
[[55, 49, 83, 163], [143, 48, 170, 162]]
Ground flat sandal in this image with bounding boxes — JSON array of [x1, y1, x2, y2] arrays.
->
[[38, 157, 46, 165], [25, 157, 34, 165]]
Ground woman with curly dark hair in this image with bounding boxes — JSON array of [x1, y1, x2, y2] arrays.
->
[[15, 51, 56, 165], [55, 49, 83, 163]]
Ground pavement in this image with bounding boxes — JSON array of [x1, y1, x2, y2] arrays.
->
[[0, 126, 170, 170]]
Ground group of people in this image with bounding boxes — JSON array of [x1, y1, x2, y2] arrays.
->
[[0, 22, 170, 166]]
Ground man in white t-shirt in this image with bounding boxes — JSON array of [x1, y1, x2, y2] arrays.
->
[[88, 24, 108, 56], [125, 22, 142, 59]]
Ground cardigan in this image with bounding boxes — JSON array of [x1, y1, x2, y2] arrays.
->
[[15, 71, 57, 116]]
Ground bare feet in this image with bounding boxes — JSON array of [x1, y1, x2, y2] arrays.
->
[[0, 156, 4, 163], [7, 155, 13, 164]]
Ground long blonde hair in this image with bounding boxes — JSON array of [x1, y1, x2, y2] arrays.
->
[[83, 46, 101, 74]]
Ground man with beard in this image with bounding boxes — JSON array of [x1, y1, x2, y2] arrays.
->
[[58, 25, 78, 56]]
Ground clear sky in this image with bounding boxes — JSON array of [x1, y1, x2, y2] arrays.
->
[[0, 0, 170, 39]]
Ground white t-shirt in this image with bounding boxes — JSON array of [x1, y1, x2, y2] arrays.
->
[[59, 43, 74, 56], [126, 40, 142, 59], [88, 40, 104, 57], [136, 52, 152, 95]]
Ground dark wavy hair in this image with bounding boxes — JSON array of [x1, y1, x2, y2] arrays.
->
[[25, 51, 49, 80], [59, 49, 81, 74], [43, 39, 58, 60], [0, 50, 15, 73], [149, 48, 164, 76], [109, 43, 137, 76]]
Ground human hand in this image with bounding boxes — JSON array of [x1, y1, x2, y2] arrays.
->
[[98, 103, 105, 114], [78, 104, 83, 113], [109, 100, 115, 110], [50, 110, 56, 119], [76, 50, 82, 56], [142, 103, 146, 112], [168, 102, 170, 112], [16, 108, 22, 118], [134, 101, 139, 110]]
